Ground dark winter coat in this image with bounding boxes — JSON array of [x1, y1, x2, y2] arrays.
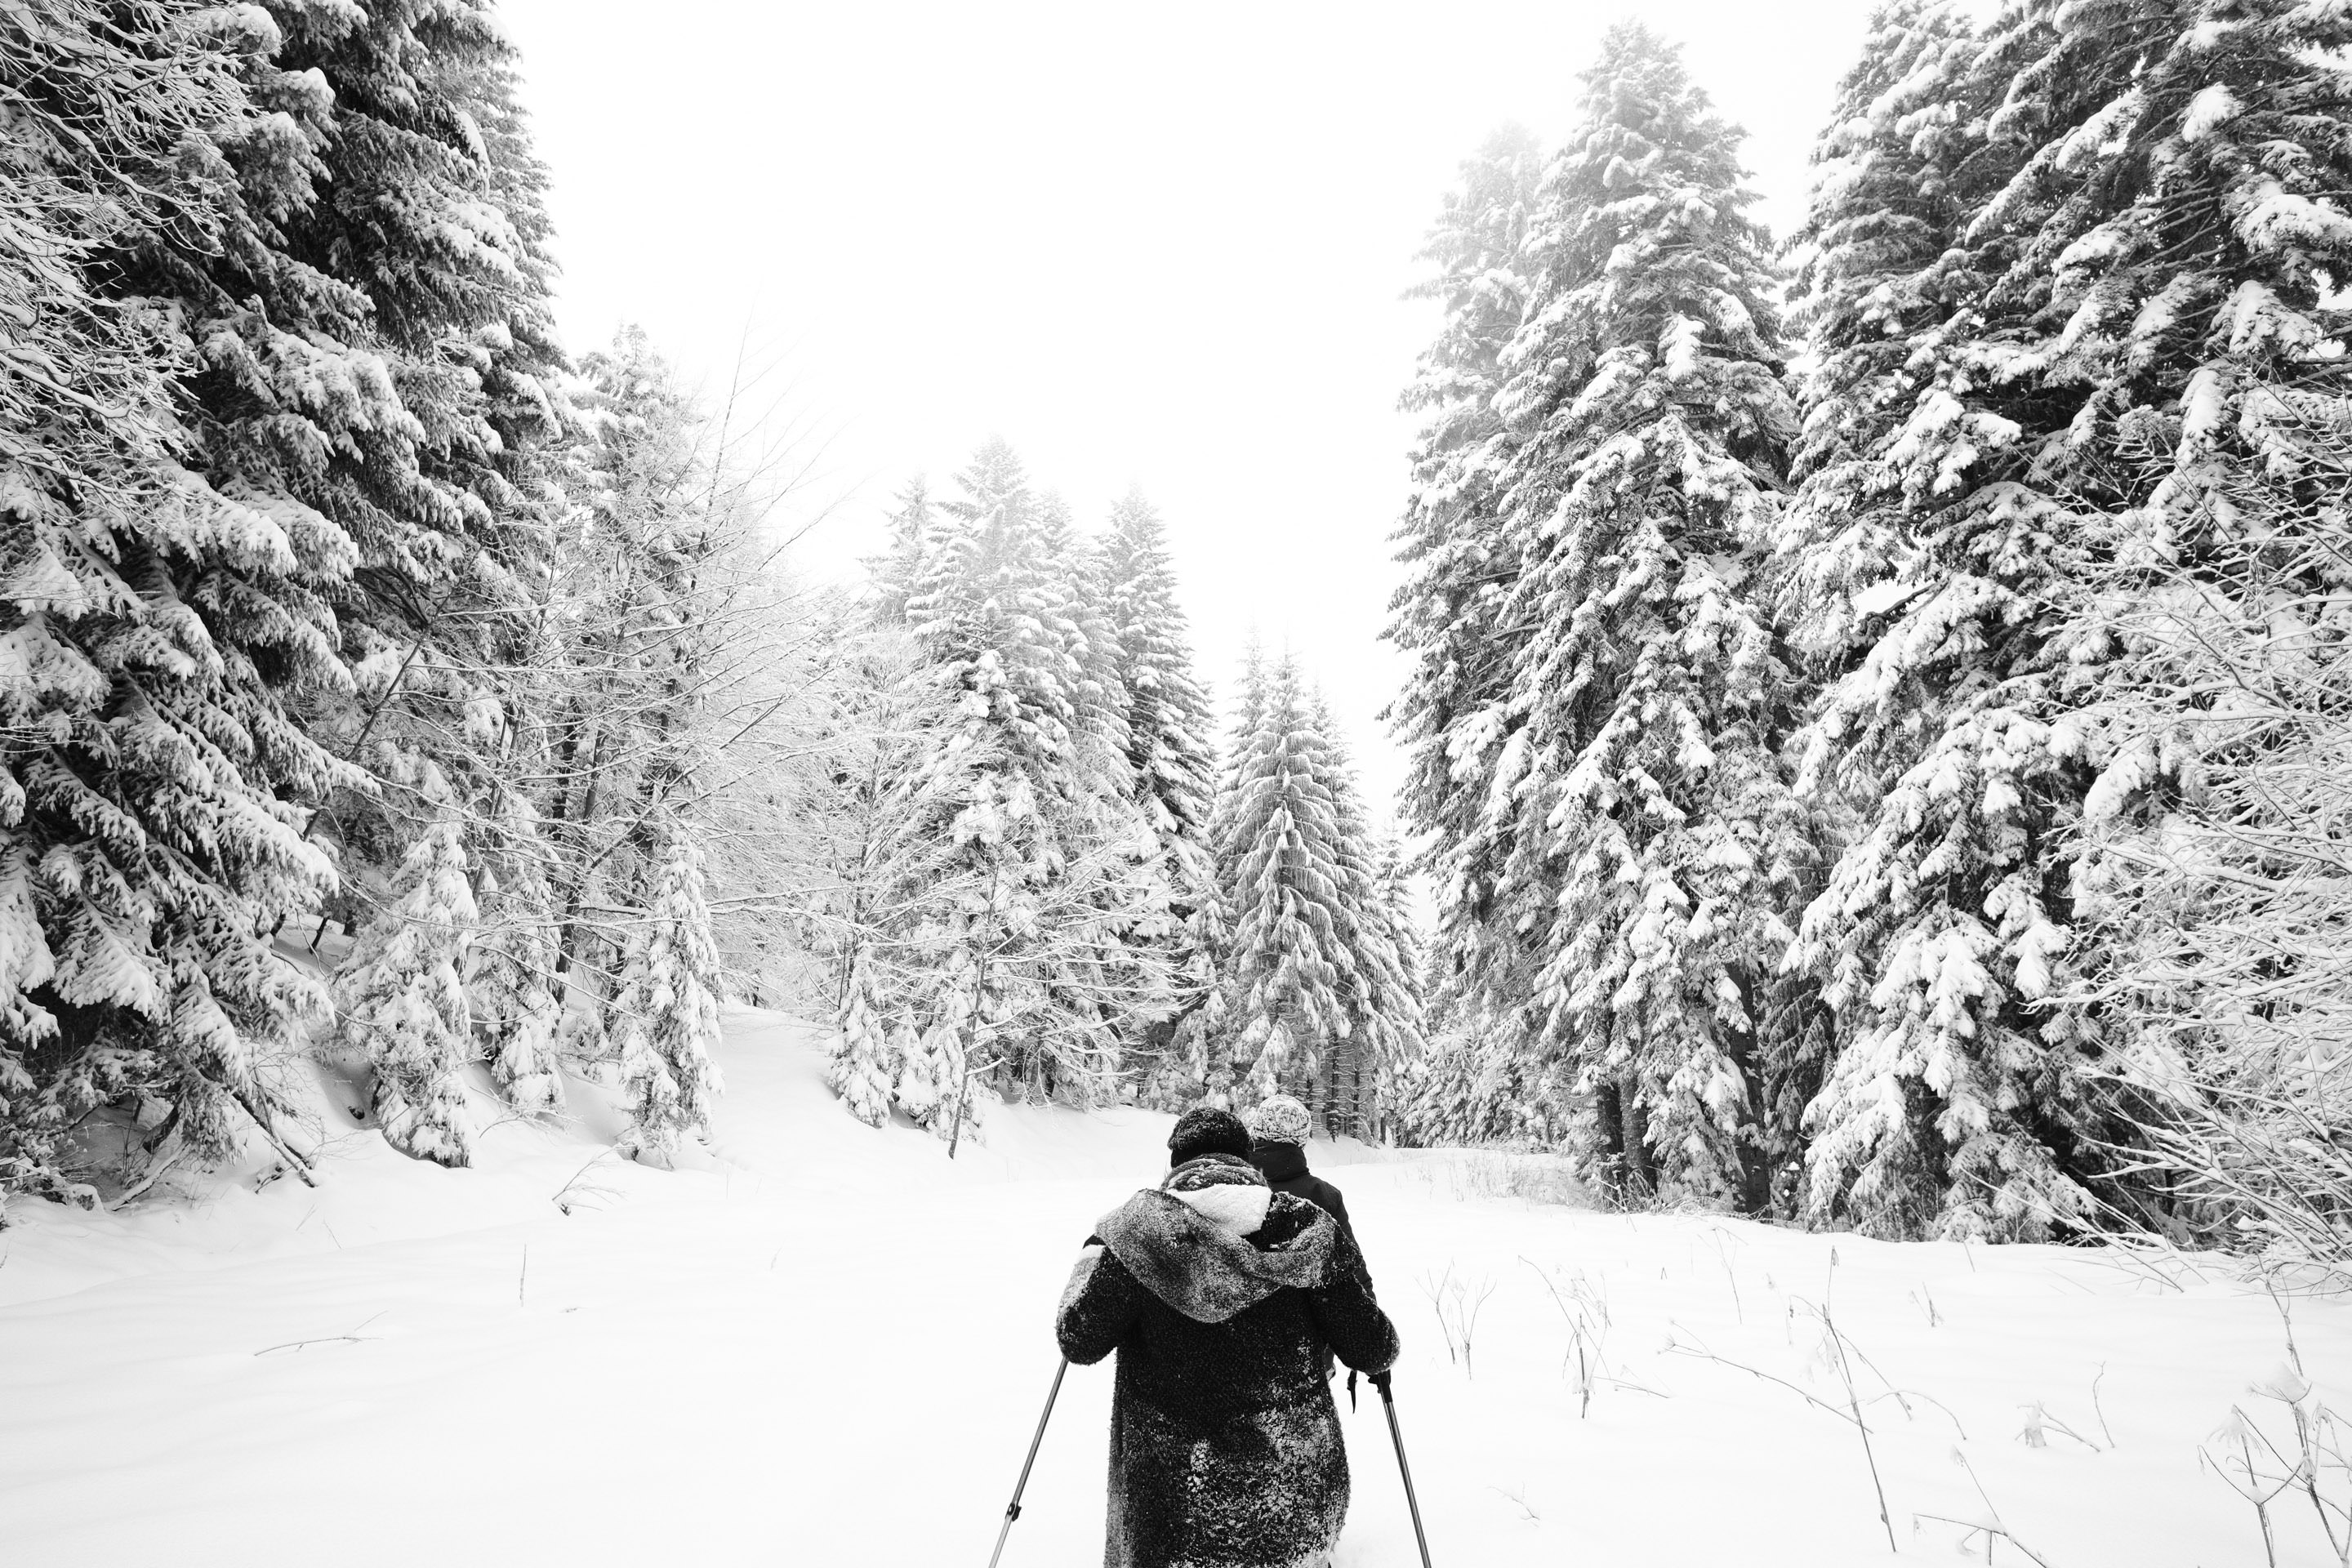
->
[[1248, 1140, 1356, 1261], [1057, 1156, 1400, 1568]]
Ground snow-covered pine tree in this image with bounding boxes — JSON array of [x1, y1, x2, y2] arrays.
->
[[234, 0, 568, 897], [1211, 655, 1419, 1133], [831, 945, 903, 1129], [607, 823, 724, 1161], [810, 481, 965, 1123], [1784, 0, 2352, 1241], [1097, 490, 1222, 1089], [2, 2, 352, 1205], [1468, 24, 1802, 1207], [1387, 123, 1544, 1009], [1777, 0, 1984, 660], [7, 0, 565, 1191], [1100, 491, 1219, 861], [859, 441, 1177, 1143], [1039, 493, 1134, 786], [1360, 835, 1428, 1142], [1214, 653, 1346, 1115], [1178, 638, 1278, 1107], [335, 768, 479, 1166], [867, 478, 935, 626], [1776, 0, 2082, 1242], [1309, 693, 1425, 1139], [465, 790, 565, 1116], [533, 328, 738, 1005]]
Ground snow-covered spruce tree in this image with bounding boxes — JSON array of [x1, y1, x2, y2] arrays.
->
[[2, 2, 353, 1206], [1312, 692, 1425, 1139], [1386, 122, 1544, 1036], [1040, 493, 1135, 783], [1100, 491, 1219, 865], [608, 824, 725, 1162], [1783, 0, 2352, 1241], [4, 0, 566, 1187], [242, 0, 568, 900], [1775, 0, 2080, 1242], [1181, 638, 1278, 1108], [1464, 25, 1802, 1207], [853, 441, 1177, 1144], [1096, 490, 1223, 1089], [1400, 1002, 1555, 1149], [1759, 0, 1994, 1227], [831, 945, 903, 1129], [809, 528, 954, 1115], [1361, 836, 1428, 1142], [530, 327, 746, 1018], [335, 768, 479, 1166], [464, 790, 565, 1116], [1214, 654, 1348, 1113], [1212, 656, 1420, 1134]]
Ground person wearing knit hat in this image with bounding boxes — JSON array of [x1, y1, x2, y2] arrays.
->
[[1245, 1096, 1362, 1276], [1058, 1108, 1398, 1568], [1167, 1105, 1254, 1168], [1245, 1094, 1312, 1147]]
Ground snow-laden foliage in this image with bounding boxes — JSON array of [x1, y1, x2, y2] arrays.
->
[[1386, 123, 1544, 1008], [822, 442, 1191, 1145], [1392, 25, 1803, 1205], [465, 790, 565, 1119], [336, 771, 479, 1168], [609, 826, 725, 1162], [2, 0, 560, 1209], [2066, 381, 2352, 1277], [1097, 490, 1223, 1089], [1780, 0, 2352, 1241], [1204, 653, 1423, 1137]]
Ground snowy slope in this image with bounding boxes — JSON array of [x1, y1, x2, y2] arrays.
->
[[2, 1009, 2345, 1566]]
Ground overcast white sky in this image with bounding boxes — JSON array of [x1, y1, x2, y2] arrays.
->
[[498, 0, 1882, 826]]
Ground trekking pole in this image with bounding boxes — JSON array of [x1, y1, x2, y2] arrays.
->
[[1374, 1370, 1435, 1568], [987, 1357, 1069, 1568]]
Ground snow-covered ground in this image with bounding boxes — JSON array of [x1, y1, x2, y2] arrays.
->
[[2, 1009, 2345, 1566]]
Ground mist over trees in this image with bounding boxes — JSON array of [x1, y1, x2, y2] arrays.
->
[[1389, 7, 2352, 1269]]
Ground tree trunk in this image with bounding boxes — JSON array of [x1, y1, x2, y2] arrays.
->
[[1595, 1078, 1629, 1205], [1725, 966, 1772, 1214], [1620, 1070, 1656, 1197]]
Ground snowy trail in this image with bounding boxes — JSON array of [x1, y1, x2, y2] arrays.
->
[[2, 1011, 2345, 1566]]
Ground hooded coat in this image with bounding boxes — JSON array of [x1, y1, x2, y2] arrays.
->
[[1056, 1155, 1400, 1568], [1249, 1141, 1356, 1258]]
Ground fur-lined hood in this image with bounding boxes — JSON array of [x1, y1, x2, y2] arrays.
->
[[1094, 1156, 1336, 1325]]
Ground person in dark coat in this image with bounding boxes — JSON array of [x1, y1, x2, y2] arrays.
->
[[1244, 1095, 1356, 1257], [1056, 1107, 1400, 1568]]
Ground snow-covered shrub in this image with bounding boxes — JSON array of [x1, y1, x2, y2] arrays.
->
[[609, 828, 725, 1161], [336, 794, 480, 1168], [2069, 383, 2352, 1278]]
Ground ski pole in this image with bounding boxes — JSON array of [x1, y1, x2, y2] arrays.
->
[[987, 1357, 1069, 1568], [1374, 1370, 1435, 1568]]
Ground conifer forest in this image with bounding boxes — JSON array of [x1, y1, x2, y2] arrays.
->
[[5, 4, 2352, 1562]]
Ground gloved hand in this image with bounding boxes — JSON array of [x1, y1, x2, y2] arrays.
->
[[1369, 1368, 1393, 1394]]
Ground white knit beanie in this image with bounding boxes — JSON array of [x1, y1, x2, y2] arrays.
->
[[1248, 1094, 1312, 1144]]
